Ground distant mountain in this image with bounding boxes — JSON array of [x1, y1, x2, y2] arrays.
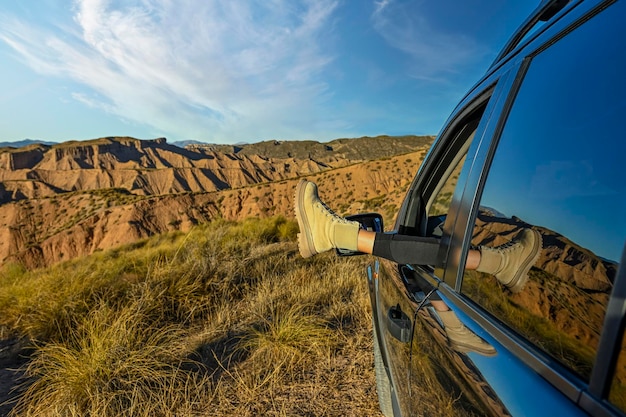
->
[[0, 139, 56, 148], [171, 140, 211, 148], [0, 135, 433, 199], [187, 135, 433, 160], [0, 134, 434, 268], [478, 205, 508, 219]]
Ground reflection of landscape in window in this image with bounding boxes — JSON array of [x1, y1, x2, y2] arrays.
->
[[428, 155, 465, 218], [380, 258, 510, 415], [462, 210, 616, 382], [377, 261, 491, 416]]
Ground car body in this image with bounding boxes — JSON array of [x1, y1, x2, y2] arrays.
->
[[353, 0, 626, 416]]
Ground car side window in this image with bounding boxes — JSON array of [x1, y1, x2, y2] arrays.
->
[[461, 0, 626, 389]]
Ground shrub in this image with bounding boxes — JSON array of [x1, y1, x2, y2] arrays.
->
[[14, 304, 209, 417]]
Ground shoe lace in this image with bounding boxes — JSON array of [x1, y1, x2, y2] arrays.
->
[[488, 239, 521, 255], [315, 200, 349, 223]]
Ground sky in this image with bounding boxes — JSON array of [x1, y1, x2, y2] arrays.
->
[[0, 0, 538, 145]]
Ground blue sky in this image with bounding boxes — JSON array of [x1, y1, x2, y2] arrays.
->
[[0, 0, 537, 145]]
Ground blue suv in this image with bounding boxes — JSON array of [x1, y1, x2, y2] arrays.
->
[[353, 0, 626, 415]]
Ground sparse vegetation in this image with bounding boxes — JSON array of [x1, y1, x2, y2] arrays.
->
[[0, 216, 380, 416]]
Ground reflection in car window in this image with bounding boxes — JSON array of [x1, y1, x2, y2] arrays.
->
[[424, 126, 476, 239], [426, 152, 468, 237], [428, 149, 470, 221], [461, 0, 626, 390]]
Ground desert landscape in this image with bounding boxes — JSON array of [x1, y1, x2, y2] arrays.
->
[[0, 135, 431, 416], [0, 135, 432, 269], [0, 135, 620, 416]]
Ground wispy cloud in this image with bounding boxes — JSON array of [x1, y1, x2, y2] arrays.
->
[[374, 0, 392, 15], [0, 0, 339, 142], [371, 0, 487, 82]]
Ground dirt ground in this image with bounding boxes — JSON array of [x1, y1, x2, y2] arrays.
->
[[0, 339, 27, 417], [0, 367, 24, 416]]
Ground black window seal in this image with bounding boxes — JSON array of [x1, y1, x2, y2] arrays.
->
[[578, 394, 625, 417], [524, 0, 617, 61]]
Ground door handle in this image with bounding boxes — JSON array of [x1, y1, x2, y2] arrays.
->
[[387, 304, 412, 343]]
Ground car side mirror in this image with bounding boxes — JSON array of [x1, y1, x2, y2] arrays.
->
[[336, 213, 384, 256]]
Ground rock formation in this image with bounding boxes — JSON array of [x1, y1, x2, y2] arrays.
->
[[0, 136, 431, 268]]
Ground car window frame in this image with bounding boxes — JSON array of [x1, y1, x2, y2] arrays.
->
[[394, 89, 493, 285], [395, 71, 515, 290], [432, 67, 520, 290]]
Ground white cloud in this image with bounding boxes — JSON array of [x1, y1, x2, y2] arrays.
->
[[374, 0, 391, 14], [371, 0, 487, 82], [0, 0, 339, 142]]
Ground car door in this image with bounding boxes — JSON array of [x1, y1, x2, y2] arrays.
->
[[452, 0, 626, 415], [374, 1, 626, 416]]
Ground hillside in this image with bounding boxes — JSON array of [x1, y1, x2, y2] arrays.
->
[[0, 218, 382, 416], [0, 135, 432, 200], [190, 135, 433, 161], [0, 135, 433, 269]]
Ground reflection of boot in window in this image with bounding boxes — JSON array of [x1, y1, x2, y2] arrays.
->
[[477, 229, 542, 293], [438, 310, 496, 356]]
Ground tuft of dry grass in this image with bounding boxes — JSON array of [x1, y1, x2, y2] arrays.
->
[[0, 216, 382, 416], [238, 302, 337, 377], [13, 304, 209, 417]]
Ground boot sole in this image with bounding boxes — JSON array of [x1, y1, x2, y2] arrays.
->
[[449, 339, 498, 357], [294, 180, 317, 258], [507, 229, 543, 293]]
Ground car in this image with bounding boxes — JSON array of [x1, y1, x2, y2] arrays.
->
[[343, 0, 626, 416]]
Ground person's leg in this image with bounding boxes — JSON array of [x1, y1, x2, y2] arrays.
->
[[295, 179, 541, 292], [356, 230, 375, 253], [355, 205, 541, 293], [294, 180, 441, 264], [370, 232, 442, 265], [294, 179, 362, 257]]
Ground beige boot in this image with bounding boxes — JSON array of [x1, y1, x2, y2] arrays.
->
[[438, 310, 496, 356], [477, 228, 542, 293], [294, 180, 361, 258]]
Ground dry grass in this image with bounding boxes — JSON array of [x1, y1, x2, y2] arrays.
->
[[0, 216, 382, 416]]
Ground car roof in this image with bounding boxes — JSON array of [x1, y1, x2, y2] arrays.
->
[[491, 0, 571, 67]]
